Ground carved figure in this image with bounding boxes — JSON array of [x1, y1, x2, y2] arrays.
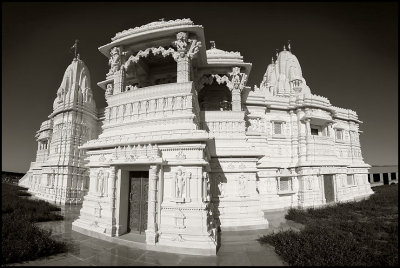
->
[[172, 31, 201, 60], [175, 169, 186, 198], [229, 67, 247, 91], [108, 47, 123, 74], [174, 32, 188, 52], [105, 84, 113, 96], [97, 170, 108, 195]]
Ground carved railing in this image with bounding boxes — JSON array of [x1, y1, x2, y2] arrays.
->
[[104, 83, 195, 125], [200, 111, 245, 134]]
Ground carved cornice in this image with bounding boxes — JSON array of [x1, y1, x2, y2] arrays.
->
[[112, 19, 195, 41]]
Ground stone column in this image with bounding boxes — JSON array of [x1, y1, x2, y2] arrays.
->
[[177, 56, 190, 83], [305, 118, 311, 161], [108, 166, 117, 236], [231, 88, 241, 111], [379, 173, 384, 184], [113, 69, 125, 95], [146, 165, 159, 244]]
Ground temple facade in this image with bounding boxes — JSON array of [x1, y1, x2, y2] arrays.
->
[[20, 18, 373, 255]]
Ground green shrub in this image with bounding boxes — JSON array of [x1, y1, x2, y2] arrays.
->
[[259, 185, 398, 266], [1, 183, 67, 264]]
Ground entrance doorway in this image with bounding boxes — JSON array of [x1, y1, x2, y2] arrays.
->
[[323, 175, 335, 203], [128, 171, 149, 234]]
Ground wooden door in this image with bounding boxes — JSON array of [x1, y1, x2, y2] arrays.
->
[[128, 171, 149, 234]]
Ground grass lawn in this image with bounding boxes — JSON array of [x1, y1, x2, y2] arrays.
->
[[259, 185, 398, 266], [2, 183, 67, 264]]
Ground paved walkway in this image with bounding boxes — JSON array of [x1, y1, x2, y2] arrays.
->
[[9, 203, 302, 266]]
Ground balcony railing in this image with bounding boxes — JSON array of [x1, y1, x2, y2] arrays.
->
[[200, 111, 245, 135]]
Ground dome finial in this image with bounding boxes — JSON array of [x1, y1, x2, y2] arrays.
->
[[275, 49, 279, 58], [288, 40, 291, 52], [70, 39, 79, 59], [283, 45, 287, 51], [210, 41, 216, 49]]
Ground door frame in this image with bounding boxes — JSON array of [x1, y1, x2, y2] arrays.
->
[[128, 171, 149, 234], [115, 165, 150, 236]]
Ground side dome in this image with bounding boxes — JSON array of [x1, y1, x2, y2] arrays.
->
[[260, 48, 309, 97], [53, 57, 95, 111]]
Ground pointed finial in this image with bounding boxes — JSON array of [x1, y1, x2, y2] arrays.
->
[[275, 49, 279, 58], [210, 41, 216, 49], [70, 39, 79, 59], [283, 45, 287, 51], [271, 57, 274, 64], [288, 40, 291, 52], [159, 18, 165, 22]]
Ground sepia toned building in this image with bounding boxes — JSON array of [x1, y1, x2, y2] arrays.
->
[[20, 18, 373, 255]]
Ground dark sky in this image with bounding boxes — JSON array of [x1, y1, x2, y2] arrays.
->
[[2, 2, 398, 173]]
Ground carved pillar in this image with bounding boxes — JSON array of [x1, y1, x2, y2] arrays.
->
[[173, 32, 201, 84], [146, 165, 159, 244], [177, 56, 190, 83], [108, 166, 117, 236], [305, 118, 311, 161], [113, 69, 125, 95], [231, 88, 241, 111], [228, 67, 246, 111]]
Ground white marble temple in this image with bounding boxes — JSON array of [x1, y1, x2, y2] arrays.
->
[[21, 18, 373, 255]]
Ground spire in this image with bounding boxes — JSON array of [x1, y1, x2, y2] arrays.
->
[[288, 40, 291, 52], [275, 49, 279, 58], [210, 41, 216, 49], [70, 39, 79, 59]]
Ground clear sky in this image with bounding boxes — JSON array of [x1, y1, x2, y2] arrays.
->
[[2, 2, 398, 173]]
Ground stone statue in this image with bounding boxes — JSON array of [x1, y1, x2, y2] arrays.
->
[[229, 67, 247, 92], [175, 169, 186, 198], [108, 47, 122, 74], [106, 83, 113, 96], [97, 170, 108, 195], [174, 32, 188, 53]]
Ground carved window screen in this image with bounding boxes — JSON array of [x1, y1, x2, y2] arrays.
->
[[273, 122, 283, 135], [277, 177, 293, 193]]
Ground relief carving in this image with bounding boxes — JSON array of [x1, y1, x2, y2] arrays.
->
[[229, 67, 247, 92], [105, 83, 113, 96], [96, 169, 109, 196], [172, 32, 201, 60], [107, 47, 126, 75], [174, 168, 191, 201]]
